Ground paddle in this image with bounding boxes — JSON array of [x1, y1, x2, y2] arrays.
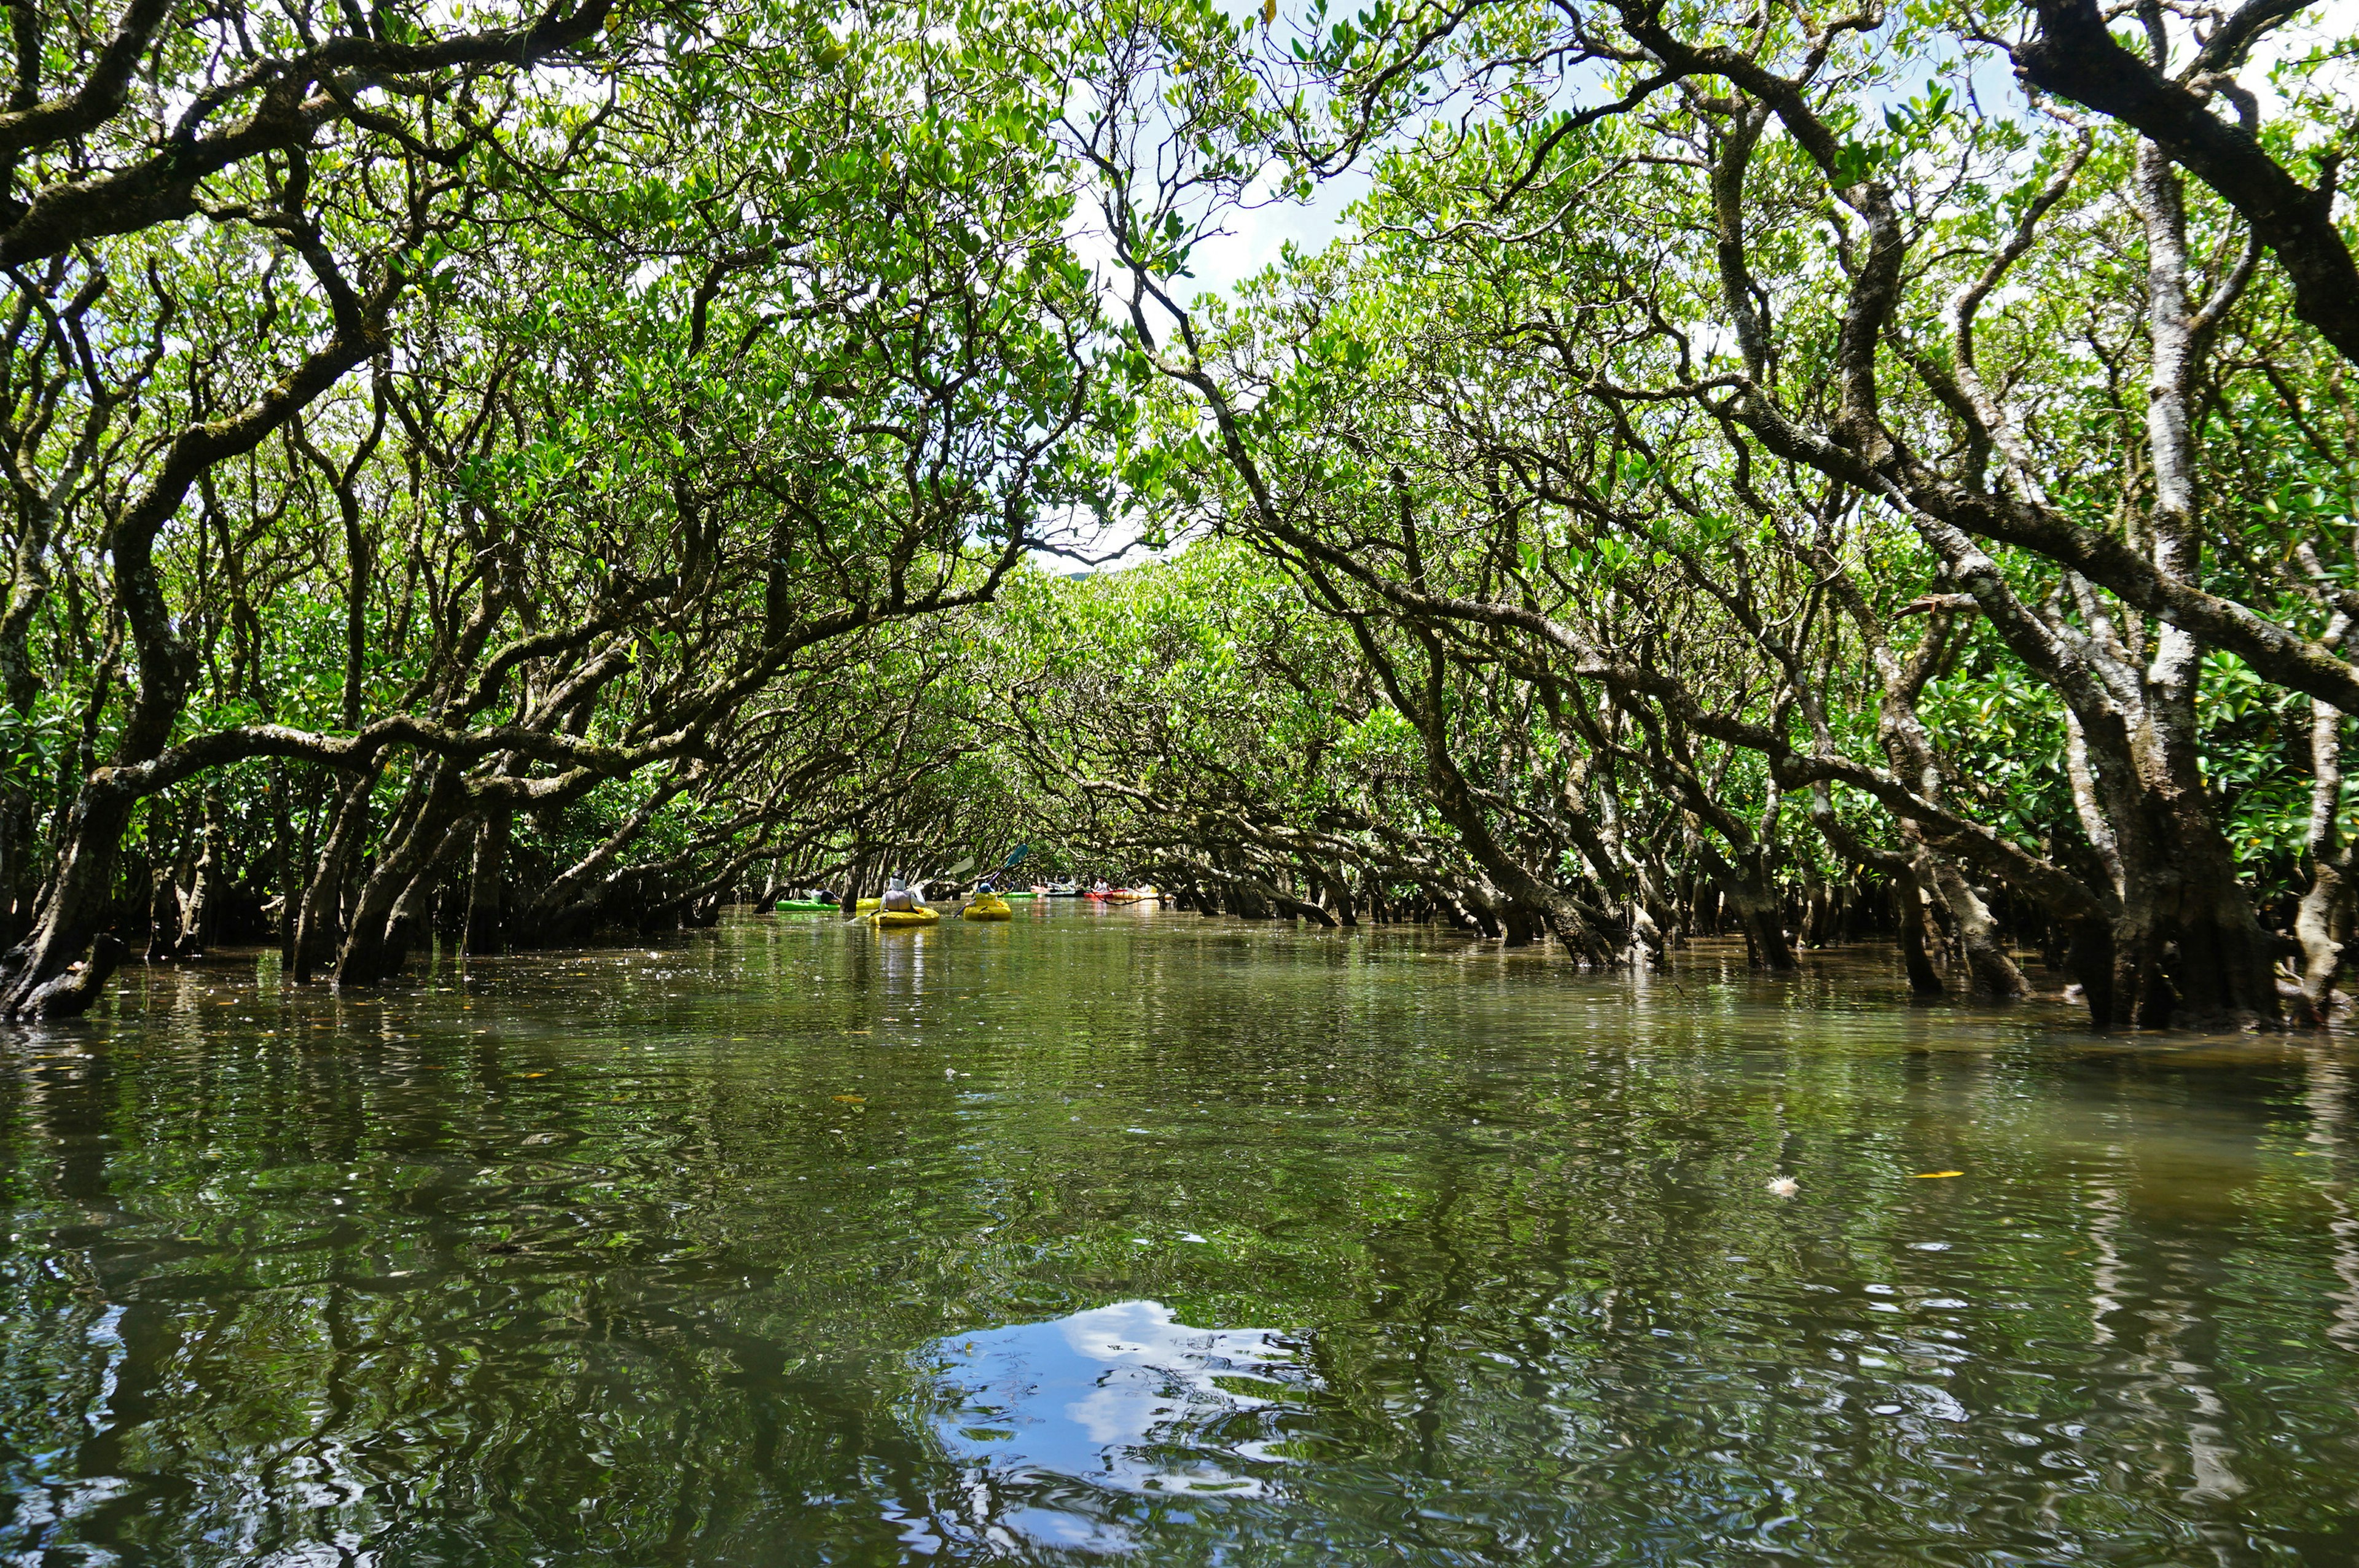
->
[[977, 844, 1030, 894]]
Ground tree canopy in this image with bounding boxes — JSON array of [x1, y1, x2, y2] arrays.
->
[[3, 0, 2356, 1032]]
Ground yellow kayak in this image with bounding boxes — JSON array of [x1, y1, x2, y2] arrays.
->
[[867, 905, 941, 929], [963, 894, 1013, 921]]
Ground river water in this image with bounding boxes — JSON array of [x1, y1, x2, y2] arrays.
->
[[1, 904, 2355, 1564]]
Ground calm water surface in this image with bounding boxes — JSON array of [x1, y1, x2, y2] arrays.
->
[[1, 906, 2356, 1565]]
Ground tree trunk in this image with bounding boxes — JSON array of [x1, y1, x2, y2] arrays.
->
[[1454, 894, 1498, 938], [2098, 146, 2279, 1029], [1364, 625, 1620, 961], [12, 933, 123, 1019], [1716, 859, 1794, 970], [2080, 744, 2283, 1029], [0, 773, 33, 948], [1626, 895, 1664, 967], [2295, 671, 2352, 1023], [270, 763, 297, 967], [1801, 870, 1832, 950], [1897, 872, 1945, 999], [146, 872, 183, 964], [1224, 873, 1274, 919], [383, 819, 473, 977], [336, 775, 466, 988], [465, 809, 509, 956], [0, 789, 137, 1017], [174, 788, 225, 959], [1929, 857, 2027, 998], [2066, 915, 2118, 1028], [2296, 862, 2352, 1026], [1315, 865, 1358, 926], [294, 769, 376, 983]]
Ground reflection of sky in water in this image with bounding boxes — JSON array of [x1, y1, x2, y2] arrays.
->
[[895, 1301, 1315, 1556]]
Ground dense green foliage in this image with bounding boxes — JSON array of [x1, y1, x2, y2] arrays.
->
[[1, 0, 2355, 1030]]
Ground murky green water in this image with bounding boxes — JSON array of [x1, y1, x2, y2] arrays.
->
[[2, 906, 2357, 1564]]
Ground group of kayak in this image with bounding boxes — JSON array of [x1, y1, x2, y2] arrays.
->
[[772, 879, 1162, 928], [845, 890, 1023, 927], [1025, 881, 1161, 903]]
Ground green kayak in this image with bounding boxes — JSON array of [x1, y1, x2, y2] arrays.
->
[[775, 899, 838, 911]]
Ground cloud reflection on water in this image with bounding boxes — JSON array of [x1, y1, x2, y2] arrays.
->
[[894, 1300, 1316, 1554]]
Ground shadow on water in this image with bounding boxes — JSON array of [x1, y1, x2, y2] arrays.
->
[[0, 909, 2353, 1563]]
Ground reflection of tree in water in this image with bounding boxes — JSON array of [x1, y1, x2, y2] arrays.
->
[[888, 1300, 1317, 1556], [0, 939, 2355, 1562]]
